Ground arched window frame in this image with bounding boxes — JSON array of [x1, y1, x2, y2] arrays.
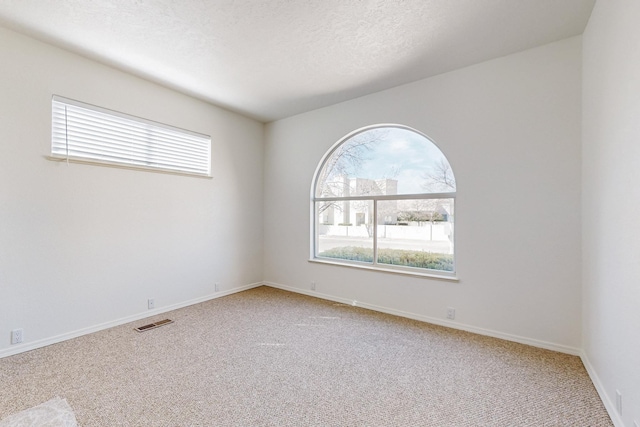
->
[[310, 124, 457, 279]]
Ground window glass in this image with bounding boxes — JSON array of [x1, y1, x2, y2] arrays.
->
[[377, 199, 454, 271], [316, 200, 374, 263], [316, 127, 455, 198]]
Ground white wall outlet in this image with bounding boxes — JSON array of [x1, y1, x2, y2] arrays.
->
[[310, 281, 316, 291], [11, 329, 23, 345], [446, 307, 456, 320], [215, 283, 220, 292], [148, 298, 155, 310], [615, 390, 622, 414], [633, 420, 638, 427]]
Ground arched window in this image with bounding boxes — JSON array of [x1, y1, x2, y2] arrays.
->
[[311, 125, 456, 277]]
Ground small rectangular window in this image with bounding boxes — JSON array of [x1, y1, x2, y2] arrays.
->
[[51, 96, 211, 177]]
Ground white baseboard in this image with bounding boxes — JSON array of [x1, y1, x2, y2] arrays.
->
[[580, 351, 625, 427], [263, 281, 582, 356], [0, 282, 263, 359]]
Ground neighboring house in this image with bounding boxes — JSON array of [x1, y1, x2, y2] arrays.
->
[[320, 176, 398, 226]]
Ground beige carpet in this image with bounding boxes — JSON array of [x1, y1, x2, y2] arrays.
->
[[0, 286, 612, 426]]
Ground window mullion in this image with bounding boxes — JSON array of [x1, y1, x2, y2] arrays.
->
[[316, 192, 456, 203], [373, 199, 378, 266]]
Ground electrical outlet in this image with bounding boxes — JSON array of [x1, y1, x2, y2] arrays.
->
[[215, 283, 220, 292], [615, 390, 622, 414], [148, 299, 155, 310], [11, 329, 23, 345], [310, 281, 316, 291], [446, 307, 456, 320], [633, 420, 638, 427]]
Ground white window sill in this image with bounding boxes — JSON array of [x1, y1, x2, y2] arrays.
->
[[45, 156, 212, 179], [308, 258, 459, 282]]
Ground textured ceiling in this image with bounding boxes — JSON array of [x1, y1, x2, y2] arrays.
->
[[0, 0, 595, 122]]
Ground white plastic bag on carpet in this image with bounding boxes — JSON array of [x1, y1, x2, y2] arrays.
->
[[0, 397, 77, 427]]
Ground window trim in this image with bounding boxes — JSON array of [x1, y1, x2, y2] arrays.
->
[[310, 124, 457, 279], [49, 95, 212, 178]]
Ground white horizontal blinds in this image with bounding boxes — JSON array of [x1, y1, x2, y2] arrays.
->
[[51, 96, 211, 176]]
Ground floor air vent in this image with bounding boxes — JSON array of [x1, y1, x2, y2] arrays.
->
[[134, 319, 174, 332]]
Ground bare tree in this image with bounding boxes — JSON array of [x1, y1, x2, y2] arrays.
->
[[422, 158, 456, 192], [316, 129, 388, 216], [397, 199, 442, 224]]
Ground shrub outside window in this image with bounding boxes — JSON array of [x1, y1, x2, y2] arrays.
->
[[311, 125, 456, 277]]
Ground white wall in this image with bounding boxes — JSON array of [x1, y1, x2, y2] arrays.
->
[[264, 37, 583, 352], [0, 26, 264, 356], [582, 0, 640, 425]]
